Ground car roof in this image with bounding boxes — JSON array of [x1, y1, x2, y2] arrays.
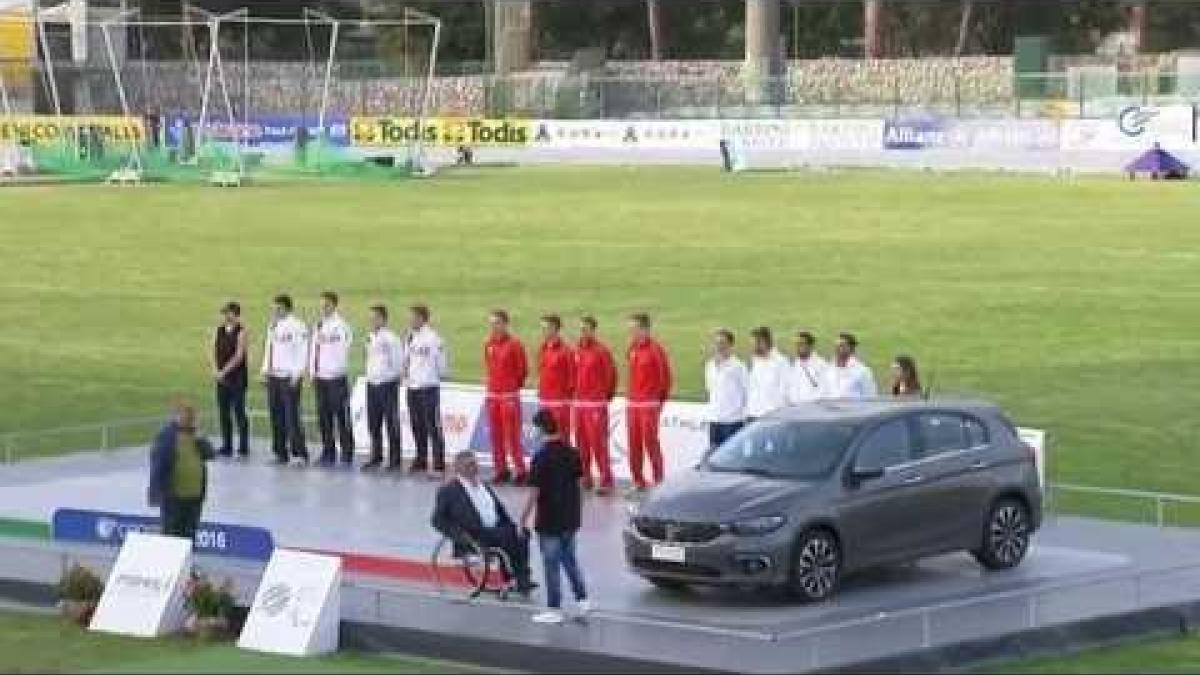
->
[[763, 397, 1004, 425]]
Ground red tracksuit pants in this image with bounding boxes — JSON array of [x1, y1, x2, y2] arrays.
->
[[539, 401, 573, 443], [573, 404, 612, 488], [626, 404, 664, 488], [486, 395, 525, 478]]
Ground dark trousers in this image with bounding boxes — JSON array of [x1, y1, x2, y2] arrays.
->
[[215, 382, 248, 455], [267, 376, 307, 461], [538, 531, 587, 609], [480, 524, 532, 587], [315, 377, 355, 462], [161, 497, 204, 541], [407, 386, 446, 470], [367, 380, 402, 465], [709, 421, 745, 449]]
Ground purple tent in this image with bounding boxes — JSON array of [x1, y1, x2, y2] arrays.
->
[[1125, 144, 1189, 180]]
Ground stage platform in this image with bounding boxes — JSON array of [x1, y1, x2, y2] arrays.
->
[[4, 446, 1200, 673]]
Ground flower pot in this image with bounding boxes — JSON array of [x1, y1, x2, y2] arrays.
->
[[191, 615, 232, 642], [59, 599, 97, 627]]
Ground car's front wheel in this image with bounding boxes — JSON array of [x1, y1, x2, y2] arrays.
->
[[787, 529, 841, 602], [973, 498, 1032, 570]]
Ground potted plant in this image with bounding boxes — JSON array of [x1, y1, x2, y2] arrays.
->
[[57, 564, 104, 626], [184, 573, 236, 641]]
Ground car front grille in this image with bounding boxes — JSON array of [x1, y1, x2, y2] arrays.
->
[[634, 517, 723, 544], [633, 558, 723, 578]]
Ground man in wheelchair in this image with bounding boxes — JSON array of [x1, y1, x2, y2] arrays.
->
[[432, 450, 537, 595]]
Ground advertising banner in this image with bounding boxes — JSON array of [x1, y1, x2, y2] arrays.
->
[[883, 115, 1060, 152], [89, 533, 191, 638], [164, 115, 349, 148], [239, 549, 341, 656], [884, 112, 947, 150], [0, 115, 145, 145], [52, 508, 274, 561], [349, 380, 1044, 484], [1060, 105, 1196, 151], [350, 117, 532, 147], [532, 119, 884, 152]]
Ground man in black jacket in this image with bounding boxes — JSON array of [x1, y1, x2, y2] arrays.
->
[[431, 450, 535, 594]]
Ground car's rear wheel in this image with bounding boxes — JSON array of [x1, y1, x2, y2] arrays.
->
[[647, 577, 690, 592], [787, 529, 841, 602], [973, 498, 1031, 570]]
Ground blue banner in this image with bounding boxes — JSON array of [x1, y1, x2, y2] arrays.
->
[[52, 508, 274, 561], [165, 115, 350, 148], [883, 113, 947, 150]]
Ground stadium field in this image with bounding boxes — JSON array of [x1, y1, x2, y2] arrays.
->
[[0, 608, 492, 673], [1, 165, 1198, 499]]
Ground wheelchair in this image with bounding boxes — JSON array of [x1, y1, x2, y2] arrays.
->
[[430, 534, 519, 601]]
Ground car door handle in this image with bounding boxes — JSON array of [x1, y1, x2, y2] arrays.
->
[[901, 473, 923, 484], [969, 460, 990, 470]]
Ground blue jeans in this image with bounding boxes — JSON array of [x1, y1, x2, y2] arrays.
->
[[538, 532, 587, 610]]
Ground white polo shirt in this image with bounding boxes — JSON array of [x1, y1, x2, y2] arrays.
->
[[704, 355, 750, 424], [261, 314, 309, 379], [309, 313, 353, 380], [788, 353, 831, 404], [365, 327, 406, 385], [405, 324, 448, 389], [827, 356, 878, 400], [746, 349, 791, 418], [459, 477, 498, 529]]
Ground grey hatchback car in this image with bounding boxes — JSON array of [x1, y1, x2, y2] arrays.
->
[[624, 398, 1042, 601]]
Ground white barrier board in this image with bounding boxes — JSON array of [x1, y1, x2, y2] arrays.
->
[[238, 549, 341, 657], [89, 532, 191, 638]]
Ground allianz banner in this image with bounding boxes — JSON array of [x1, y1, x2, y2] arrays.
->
[[52, 507, 274, 561], [350, 117, 532, 147], [0, 115, 145, 145], [884, 114, 1059, 151], [1061, 105, 1196, 151]]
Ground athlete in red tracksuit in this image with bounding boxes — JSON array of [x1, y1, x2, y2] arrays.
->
[[573, 316, 618, 493], [537, 314, 575, 444], [484, 310, 528, 483], [625, 313, 672, 489]]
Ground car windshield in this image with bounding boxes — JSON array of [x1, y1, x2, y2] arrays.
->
[[703, 419, 859, 480]]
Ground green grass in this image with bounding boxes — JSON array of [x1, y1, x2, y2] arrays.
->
[[2, 166, 1199, 496], [993, 632, 1200, 673], [0, 609, 489, 673]]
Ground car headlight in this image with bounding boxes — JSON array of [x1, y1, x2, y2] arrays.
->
[[726, 515, 787, 536]]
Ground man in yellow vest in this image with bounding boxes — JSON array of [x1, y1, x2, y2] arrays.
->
[[148, 400, 215, 542]]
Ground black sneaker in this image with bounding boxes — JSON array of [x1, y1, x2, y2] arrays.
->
[[217, 448, 233, 458], [361, 459, 382, 471], [340, 454, 355, 466], [316, 456, 336, 468], [271, 456, 289, 466], [409, 461, 428, 474]]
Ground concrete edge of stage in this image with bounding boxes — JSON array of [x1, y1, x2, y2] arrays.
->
[[2, 534, 1200, 674]]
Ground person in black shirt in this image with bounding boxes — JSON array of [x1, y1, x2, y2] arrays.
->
[[522, 410, 590, 624], [212, 301, 249, 457]]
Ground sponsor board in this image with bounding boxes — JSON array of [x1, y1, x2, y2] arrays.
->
[[350, 117, 531, 147], [1061, 105, 1196, 151], [884, 115, 1059, 151], [89, 533, 191, 638], [164, 115, 350, 148], [0, 115, 145, 144], [532, 118, 883, 152], [238, 549, 341, 656], [349, 379, 1045, 484], [52, 508, 274, 561]]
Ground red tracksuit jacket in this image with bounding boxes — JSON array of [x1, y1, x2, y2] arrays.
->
[[538, 336, 575, 402], [574, 337, 617, 403], [627, 337, 672, 403], [484, 333, 527, 394]]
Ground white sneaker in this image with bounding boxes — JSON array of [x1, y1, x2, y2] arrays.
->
[[532, 610, 565, 625], [575, 599, 593, 617]]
